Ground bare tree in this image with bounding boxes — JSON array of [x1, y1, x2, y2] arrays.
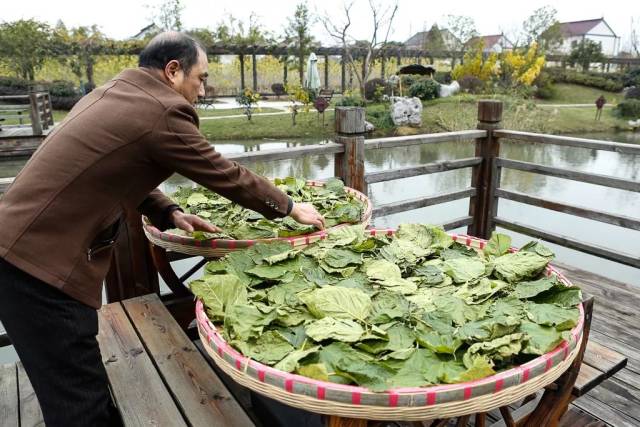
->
[[444, 15, 478, 52], [631, 17, 640, 57], [321, 0, 398, 96]]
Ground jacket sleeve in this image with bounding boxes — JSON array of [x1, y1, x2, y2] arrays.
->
[[137, 188, 181, 230], [147, 104, 290, 220]]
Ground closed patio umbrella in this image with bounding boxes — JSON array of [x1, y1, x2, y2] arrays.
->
[[304, 52, 321, 91]]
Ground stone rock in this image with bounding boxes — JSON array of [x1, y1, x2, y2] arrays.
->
[[364, 120, 375, 132], [439, 81, 460, 98], [390, 96, 422, 127]]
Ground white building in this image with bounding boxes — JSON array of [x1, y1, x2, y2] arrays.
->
[[555, 18, 620, 56], [466, 34, 514, 53], [405, 27, 462, 51]]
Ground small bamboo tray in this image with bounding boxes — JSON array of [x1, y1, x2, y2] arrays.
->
[[196, 230, 584, 420], [143, 180, 372, 257]]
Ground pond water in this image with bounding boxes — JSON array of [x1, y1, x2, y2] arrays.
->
[[157, 131, 640, 289], [1, 130, 638, 362]]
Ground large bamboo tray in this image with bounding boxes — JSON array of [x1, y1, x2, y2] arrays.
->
[[196, 230, 584, 421], [143, 180, 372, 257]]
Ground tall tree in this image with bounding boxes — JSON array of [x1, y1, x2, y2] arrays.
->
[[149, 0, 184, 31], [322, 0, 399, 96], [424, 24, 445, 51], [538, 21, 563, 52], [284, 3, 316, 84], [443, 15, 478, 52], [0, 19, 52, 80], [522, 6, 558, 47], [187, 28, 216, 46], [631, 17, 640, 57], [214, 13, 269, 47], [52, 23, 104, 88], [568, 39, 605, 71]]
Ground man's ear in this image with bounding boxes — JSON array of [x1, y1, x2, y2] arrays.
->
[[164, 60, 182, 85]]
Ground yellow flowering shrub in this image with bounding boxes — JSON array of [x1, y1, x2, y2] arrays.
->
[[451, 41, 499, 83], [501, 43, 546, 87], [235, 88, 261, 121]]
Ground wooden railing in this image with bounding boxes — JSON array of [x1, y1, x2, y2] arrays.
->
[[491, 130, 640, 269], [0, 92, 54, 135], [1, 101, 638, 308]]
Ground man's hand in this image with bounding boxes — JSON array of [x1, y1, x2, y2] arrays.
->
[[170, 210, 222, 233], [289, 202, 325, 230]]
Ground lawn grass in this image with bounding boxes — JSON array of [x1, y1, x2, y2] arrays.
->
[[536, 83, 624, 105], [15, 87, 630, 139], [200, 110, 335, 140], [1, 109, 68, 126], [196, 107, 282, 117]]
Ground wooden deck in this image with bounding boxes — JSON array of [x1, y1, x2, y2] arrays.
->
[[553, 263, 640, 427]]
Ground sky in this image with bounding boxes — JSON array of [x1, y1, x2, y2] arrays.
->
[[3, 0, 639, 51]]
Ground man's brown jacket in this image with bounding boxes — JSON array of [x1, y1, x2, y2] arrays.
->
[[0, 68, 290, 308]]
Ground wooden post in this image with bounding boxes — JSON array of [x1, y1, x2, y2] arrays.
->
[[28, 92, 42, 136], [380, 54, 386, 79], [334, 107, 366, 194], [341, 55, 346, 93], [252, 53, 258, 92], [324, 55, 330, 89], [467, 100, 503, 239], [105, 207, 159, 302], [239, 54, 245, 90]]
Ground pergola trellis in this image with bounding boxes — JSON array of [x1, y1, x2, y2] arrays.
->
[[47, 42, 640, 94]]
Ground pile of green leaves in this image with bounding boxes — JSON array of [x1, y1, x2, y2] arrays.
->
[[169, 177, 365, 240], [190, 224, 581, 391]]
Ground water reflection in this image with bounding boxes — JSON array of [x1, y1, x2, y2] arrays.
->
[[1, 132, 638, 287]]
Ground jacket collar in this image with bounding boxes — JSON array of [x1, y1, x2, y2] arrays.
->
[[114, 68, 187, 106]]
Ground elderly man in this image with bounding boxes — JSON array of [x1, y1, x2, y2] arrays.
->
[[0, 32, 324, 426]]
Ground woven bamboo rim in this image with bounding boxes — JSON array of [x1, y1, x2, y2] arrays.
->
[[142, 180, 372, 257], [199, 329, 578, 420], [195, 230, 584, 420]]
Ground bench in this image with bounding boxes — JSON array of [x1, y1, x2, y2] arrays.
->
[[0, 105, 30, 131], [0, 294, 253, 426], [317, 88, 334, 103]]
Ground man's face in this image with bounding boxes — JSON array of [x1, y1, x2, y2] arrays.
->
[[173, 49, 208, 104]]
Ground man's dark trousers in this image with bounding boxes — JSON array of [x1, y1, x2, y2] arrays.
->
[[0, 257, 121, 426]]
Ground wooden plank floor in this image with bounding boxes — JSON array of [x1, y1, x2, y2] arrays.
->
[[551, 263, 640, 427]]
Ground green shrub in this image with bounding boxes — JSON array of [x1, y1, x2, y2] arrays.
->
[[622, 68, 640, 88], [459, 75, 485, 94], [624, 87, 640, 100], [271, 83, 286, 97], [335, 93, 366, 107], [364, 78, 389, 101], [0, 76, 31, 99], [615, 99, 640, 118], [434, 71, 452, 84], [534, 71, 557, 100], [51, 95, 82, 110], [400, 75, 416, 90], [366, 107, 395, 130], [546, 68, 623, 92], [408, 78, 440, 100], [47, 80, 78, 97]]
